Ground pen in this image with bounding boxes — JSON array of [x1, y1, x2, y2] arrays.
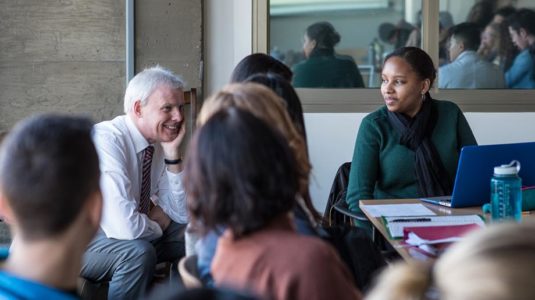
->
[[390, 218, 432, 223]]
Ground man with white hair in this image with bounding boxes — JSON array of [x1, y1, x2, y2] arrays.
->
[[81, 66, 188, 299]]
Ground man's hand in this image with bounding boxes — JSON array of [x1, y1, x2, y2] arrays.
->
[[149, 205, 171, 231], [161, 122, 186, 173], [161, 121, 186, 158]]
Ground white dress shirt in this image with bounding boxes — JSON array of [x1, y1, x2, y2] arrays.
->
[[438, 51, 505, 89], [93, 115, 188, 241]]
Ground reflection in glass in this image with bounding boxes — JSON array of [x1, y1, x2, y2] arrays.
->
[[269, 0, 422, 88], [292, 21, 365, 88], [438, 0, 535, 90], [438, 22, 506, 88]]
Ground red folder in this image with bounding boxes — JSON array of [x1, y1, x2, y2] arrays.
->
[[402, 224, 481, 257], [403, 223, 481, 241]]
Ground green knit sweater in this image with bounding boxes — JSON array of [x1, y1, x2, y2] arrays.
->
[[346, 100, 477, 212]]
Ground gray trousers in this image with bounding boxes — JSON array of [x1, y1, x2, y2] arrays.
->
[[81, 221, 186, 299]]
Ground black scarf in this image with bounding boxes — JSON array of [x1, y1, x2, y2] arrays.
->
[[387, 96, 453, 197]]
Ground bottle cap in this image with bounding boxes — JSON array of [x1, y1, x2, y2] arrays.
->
[[494, 160, 521, 175]]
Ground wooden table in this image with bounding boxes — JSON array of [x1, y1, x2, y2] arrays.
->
[[359, 199, 484, 261]]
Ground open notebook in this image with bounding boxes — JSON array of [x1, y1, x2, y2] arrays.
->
[[384, 215, 485, 239]]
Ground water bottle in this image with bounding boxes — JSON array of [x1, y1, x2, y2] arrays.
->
[[374, 40, 383, 69], [490, 160, 522, 222]]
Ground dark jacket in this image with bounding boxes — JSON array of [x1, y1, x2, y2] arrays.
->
[[292, 49, 365, 88]]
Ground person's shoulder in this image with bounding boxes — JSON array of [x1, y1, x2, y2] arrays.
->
[[0, 271, 78, 300], [362, 105, 388, 124], [438, 61, 455, 73], [432, 99, 462, 113], [291, 60, 309, 72], [94, 115, 127, 131], [93, 116, 128, 142]]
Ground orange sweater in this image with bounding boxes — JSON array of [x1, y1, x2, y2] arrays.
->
[[212, 216, 362, 300]]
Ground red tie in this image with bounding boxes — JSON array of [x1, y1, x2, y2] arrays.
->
[[139, 145, 154, 214]]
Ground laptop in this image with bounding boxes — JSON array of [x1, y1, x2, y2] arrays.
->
[[420, 142, 535, 208]]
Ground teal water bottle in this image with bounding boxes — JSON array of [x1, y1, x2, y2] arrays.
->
[[490, 160, 522, 222]]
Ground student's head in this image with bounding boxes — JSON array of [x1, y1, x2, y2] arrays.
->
[[0, 114, 102, 242], [466, 0, 496, 29], [124, 66, 186, 143], [494, 5, 516, 24], [243, 73, 307, 141], [508, 9, 535, 50], [367, 221, 535, 300], [185, 107, 299, 238], [382, 47, 436, 117], [303, 21, 341, 58], [198, 83, 310, 197], [481, 22, 501, 51], [230, 53, 293, 83], [448, 22, 481, 61]]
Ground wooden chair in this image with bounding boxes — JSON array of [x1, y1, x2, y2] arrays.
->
[[178, 255, 203, 288], [183, 88, 198, 133]]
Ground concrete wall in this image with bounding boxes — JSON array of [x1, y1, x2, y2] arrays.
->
[[204, 0, 252, 96], [0, 0, 125, 129], [0, 0, 202, 130], [135, 0, 202, 89]]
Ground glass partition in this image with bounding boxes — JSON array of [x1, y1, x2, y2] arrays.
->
[[270, 0, 422, 88], [257, 0, 535, 111]]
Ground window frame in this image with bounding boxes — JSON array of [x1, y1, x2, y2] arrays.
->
[[254, 0, 535, 112]]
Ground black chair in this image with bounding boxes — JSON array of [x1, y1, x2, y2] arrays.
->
[[324, 162, 396, 260], [324, 162, 374, 237], [178, 255, 203, 289]]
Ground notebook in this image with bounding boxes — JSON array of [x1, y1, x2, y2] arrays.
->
[[384, 215, 484, 238], [420, 142, 535, 208]]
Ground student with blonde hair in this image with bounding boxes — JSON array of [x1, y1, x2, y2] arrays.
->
[[198, 83, 311, 200], [366, 221, 535, 300], [194, 83, 321, 285]]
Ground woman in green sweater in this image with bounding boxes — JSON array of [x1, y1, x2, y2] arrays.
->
[[346, 47, 477, 216]]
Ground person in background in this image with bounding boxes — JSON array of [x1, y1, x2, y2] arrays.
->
[[230, 53, 293, 83], [346, 47, 476, 230], [366, 221, 535, 300], [439, 22, 505, 88], [185, 106, 361, 300], [292, 21, 365, 88], [194, 55, 320, 286], [493, 5, 516, 24], [0, 114, 102, 299], [479, 6, 518, 70], [81, 66, 189, 299], [506, 8, 535, 88], [466, 0, 498, 29], [244, 73, 308, 142], [478, 22, 501, 64], [497, 11, 519, 72], [194, 83, 321, 286]]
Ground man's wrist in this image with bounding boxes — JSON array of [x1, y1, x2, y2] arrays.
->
[[164, 158, 182, 165]]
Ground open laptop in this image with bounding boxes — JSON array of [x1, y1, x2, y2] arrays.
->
[[420, 142, 535, 208]]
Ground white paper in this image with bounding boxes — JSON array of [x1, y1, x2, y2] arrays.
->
[[405, 232, 462, 246], [362, 203, 436, 217]]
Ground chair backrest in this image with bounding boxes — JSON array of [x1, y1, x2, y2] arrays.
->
[[325, 162, 352, 226], [178, 255, 203, 289], [183, 88, 198, 133]]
